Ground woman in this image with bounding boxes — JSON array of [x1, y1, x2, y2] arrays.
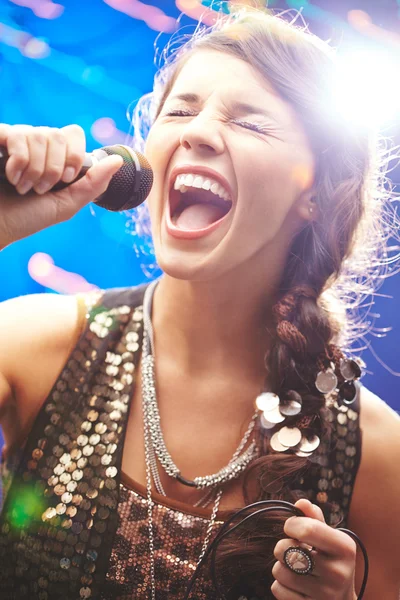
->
[[0, 6, 399, 600]]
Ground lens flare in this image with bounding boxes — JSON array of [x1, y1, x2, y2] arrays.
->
[[330, 46, 400, 128]]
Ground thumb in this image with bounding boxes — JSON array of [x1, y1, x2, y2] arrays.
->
[[53, 153, 124, 221], [294, 499, 326, 523]]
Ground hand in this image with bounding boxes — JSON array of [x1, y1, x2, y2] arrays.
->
[[0, 123, 123, 249], [271, 499, 357, 600]]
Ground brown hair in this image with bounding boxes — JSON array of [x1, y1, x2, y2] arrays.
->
[[128, 5, 398, 597]]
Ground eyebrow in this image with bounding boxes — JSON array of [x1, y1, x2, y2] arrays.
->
[[167, 93, 277, 119]]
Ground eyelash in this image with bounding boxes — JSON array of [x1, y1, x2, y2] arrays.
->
[[164, 110, 267, 134]]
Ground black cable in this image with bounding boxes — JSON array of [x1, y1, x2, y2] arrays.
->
[[183, 500, 369, 600]]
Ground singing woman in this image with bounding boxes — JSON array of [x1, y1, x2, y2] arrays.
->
[[0, 7, 399, 599]]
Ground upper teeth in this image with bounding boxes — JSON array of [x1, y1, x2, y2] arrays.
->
[[173, 173, 231, 202]]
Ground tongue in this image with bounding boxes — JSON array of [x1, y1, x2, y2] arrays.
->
[[175, 203, 226, 230]]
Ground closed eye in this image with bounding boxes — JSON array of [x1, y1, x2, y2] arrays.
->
[[231, 119, 267, 133], [164, 110, 268, 134], [164, 109, 194, 118]]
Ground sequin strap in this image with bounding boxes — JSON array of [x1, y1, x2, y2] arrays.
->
[[0, 283, 150, 600], [292, 390, 362, 528]]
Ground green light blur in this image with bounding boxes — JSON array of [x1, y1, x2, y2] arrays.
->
[[8, 486, 45, 530]]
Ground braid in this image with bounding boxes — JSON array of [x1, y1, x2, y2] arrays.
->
[[255, 284, 345, 497], [269, 285, 338, 390]]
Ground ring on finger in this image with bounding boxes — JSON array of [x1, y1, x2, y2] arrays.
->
[[283, 546, 315, 576]]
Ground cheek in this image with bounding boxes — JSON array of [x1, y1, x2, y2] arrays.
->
[[144, 126, 168, 174], [243, 145, 312, 211]]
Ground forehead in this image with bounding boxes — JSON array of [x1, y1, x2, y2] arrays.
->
[[169, 49, 277, 102]]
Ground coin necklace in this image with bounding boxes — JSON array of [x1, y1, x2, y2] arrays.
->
[[141, 279, 259, 599]]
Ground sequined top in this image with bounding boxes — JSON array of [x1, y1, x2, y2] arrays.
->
[[0, 283, 362, 600]]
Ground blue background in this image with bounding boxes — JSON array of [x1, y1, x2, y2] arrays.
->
[[1, 0, 400, 456]]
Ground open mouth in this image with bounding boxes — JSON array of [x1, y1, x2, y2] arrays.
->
[[169, 186, 233, 231]]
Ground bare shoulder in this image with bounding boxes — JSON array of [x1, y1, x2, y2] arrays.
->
[[349, 385, 400, 597], [351, 384, 400, 513], [0, 292, 86, 448]]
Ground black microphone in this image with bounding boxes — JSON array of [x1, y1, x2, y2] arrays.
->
[[0, 144, 154, 212]]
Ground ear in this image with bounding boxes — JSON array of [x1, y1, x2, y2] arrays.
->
[[296, 188, 319, 223]]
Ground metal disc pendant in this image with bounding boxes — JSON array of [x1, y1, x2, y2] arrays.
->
[[295, 449, 313, 457], [315, 369, 337, 394], [256, 392, 279, 413], [270, 431, 288, 452], [262, 405, 286, 424], [298, 433, 320, 453], [278, 426, 302, 448], [338, 380, 358, 405], [339, 358, 361, 381], [280, 390, 302, 417], [260, 413, 276, 430]]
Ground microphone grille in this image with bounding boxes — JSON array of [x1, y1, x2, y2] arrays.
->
[[95, 145, 153, 212]]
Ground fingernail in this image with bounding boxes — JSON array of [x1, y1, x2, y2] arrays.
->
[[63, 167, 76, 183], [17, 180, 32, 195], [35, 181, 51, 194], [11, 171, 22, 186]]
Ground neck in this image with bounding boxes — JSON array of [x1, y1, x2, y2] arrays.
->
[[151, 271, 278, 382]]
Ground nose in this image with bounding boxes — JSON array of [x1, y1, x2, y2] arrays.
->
[[179, 113, 225, 155]]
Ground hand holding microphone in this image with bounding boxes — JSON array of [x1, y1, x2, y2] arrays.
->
[[0, 123, 153, 250]]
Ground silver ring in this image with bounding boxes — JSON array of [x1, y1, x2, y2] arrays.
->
[[283, 546, 315, 575]]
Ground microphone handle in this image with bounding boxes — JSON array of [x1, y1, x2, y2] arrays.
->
[[0, 146, 110, 192]]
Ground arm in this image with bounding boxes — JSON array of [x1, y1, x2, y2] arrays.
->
[[0, 293, 86, 451], [348, 386, 400, 599]]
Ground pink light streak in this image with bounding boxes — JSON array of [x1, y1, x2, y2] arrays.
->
[[175, 0, 221, 26], [28, 253, 99, 294], [0, 23, 50, 58], [91, 117, 133, 146], [104, 0, 177, 32], [348, 10, 400, 49], [9, 0, 64, 20]]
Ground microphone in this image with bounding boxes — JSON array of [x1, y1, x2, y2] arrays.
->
[[0, 144, 153, 212]]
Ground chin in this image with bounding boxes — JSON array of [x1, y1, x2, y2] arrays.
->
[[154, 242, 227, 283], [156, 253, 208, 282]]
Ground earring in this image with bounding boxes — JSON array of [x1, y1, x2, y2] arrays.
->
[[309, 206, 314, 214]]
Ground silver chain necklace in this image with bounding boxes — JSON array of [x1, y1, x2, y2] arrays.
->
[[140, 279, 260, 600]]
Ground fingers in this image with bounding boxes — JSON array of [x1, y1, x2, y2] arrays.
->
[[274, 538, 317, 574], [294, 499, 325, 523], [1, 124, 31, 188], [272, 555, 355, 599], [19, 126, 51, 194], [284, 515, 357, 558], [60, 124, 86, 183], [271, 578, 311, 600], [272, 561, 319, 599], [0, 123, 87, 195], [33, 129, 67, 194], [49, 153, 123, 223]]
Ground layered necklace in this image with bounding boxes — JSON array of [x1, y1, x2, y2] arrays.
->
[[141, 279, 260, 600]]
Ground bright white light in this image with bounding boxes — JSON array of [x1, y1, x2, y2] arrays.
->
[[331, 46, 400, 129]]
